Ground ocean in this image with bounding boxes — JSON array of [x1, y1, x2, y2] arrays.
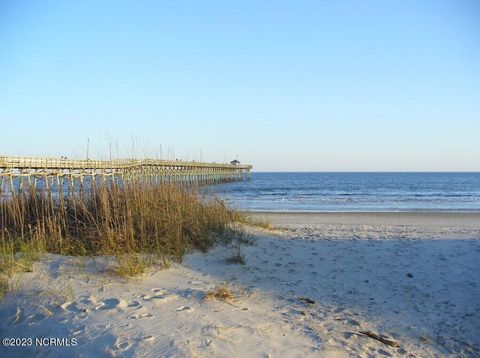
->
[[206, 172, 480, 212]]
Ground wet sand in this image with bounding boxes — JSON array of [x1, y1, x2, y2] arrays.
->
[[250, 211, 480, 229]]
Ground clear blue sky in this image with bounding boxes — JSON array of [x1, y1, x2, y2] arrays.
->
[[1, 0, 479, 171]]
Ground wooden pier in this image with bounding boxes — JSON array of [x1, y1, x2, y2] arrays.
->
[[0, 155, 252, 192]]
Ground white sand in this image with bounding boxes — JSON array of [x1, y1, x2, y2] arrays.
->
[[1, 212, 479, 357]]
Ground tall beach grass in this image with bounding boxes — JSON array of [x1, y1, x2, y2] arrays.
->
[[0, 181, 241, 290]]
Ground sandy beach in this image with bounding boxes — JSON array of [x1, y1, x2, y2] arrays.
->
[[3, 0, 479, 356], [1, 212, 479, 357], [249, 211, 480, 228]]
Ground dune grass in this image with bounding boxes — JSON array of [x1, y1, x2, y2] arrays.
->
[[0, 181, 242, 284], [226, 243, 246, 265], [229, 212, 272, 230], [205, 282, 234, 302]]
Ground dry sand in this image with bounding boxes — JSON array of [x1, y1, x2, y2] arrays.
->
[[1, 212, 479, 357]]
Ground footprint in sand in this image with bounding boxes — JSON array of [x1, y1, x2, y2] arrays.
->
[[175, 306, 194, 312], [141, 335, 156, 342], [80, 295, 98, 306], [127, 306, 154, 319], [128, 312, 154, 319], [187, 280, 204, 285], [128, 300, 141, 308], [61, 301, 84, 313], [115, 340, 131, 351], [151, 288, 166, 294], [142, 291, 164, 300], [141, 288, 178, 304], [95, 298, 128, 311], [152, 294, 178, 306]]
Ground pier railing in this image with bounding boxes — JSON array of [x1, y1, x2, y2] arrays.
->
[[0, 155, 252, 191]]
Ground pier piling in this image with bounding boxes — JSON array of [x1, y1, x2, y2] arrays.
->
[[0, 156, 252, 193]]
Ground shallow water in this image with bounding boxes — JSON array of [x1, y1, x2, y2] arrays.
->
[[206, 172, 480, 212]]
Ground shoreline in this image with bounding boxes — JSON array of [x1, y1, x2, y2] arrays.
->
[[247, 211, 480, 229]]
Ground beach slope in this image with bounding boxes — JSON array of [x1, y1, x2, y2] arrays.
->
[[1, 212, 479, 357]]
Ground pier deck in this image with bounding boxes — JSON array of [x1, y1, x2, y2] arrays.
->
[[0, 155, 252, 191]]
